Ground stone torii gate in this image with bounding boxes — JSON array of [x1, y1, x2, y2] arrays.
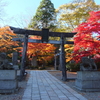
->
[[10, 26, 76, 81]]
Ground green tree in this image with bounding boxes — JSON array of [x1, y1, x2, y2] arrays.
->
[[56, 0, 100, 32], [28, 0, 56, 30]]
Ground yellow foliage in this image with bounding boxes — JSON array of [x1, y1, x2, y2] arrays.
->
[[56, 1, 100, 32], [64, 44, 74, 62], [66, 57, 73, 62], [7, 53, 13, 58], [65, 47, 74, 51], [64, 44, 70, 48]]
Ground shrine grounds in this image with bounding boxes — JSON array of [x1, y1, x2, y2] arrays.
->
[[0, 70, 100, 100]]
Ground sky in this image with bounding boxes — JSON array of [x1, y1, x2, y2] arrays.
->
[[0, 0, 100, 28]]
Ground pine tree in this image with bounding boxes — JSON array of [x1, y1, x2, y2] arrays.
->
[[28, 0, 56, 30]]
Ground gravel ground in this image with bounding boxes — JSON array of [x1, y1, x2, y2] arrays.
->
[[48, 71, 100, 100], [0, 70, 30, 100]]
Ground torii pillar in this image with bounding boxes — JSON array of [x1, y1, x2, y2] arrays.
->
[[20, 33, 28, 80], [60, 35, 67, 81]]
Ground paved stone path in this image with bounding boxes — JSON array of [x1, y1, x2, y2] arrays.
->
[[22, 70, 87, 100]]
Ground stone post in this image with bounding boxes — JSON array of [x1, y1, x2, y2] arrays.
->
[[12, 52, 18, 65], [60, 35, 67, 81], [20, 33, 28, 80], [54, 55, 57, 70]]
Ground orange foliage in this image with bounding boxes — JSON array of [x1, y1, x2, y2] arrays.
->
[[27, 36, 56, 62], [0, 26, 19, 52], [64, 44, 74, 62]]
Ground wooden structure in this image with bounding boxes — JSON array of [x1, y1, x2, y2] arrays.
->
[[10, 26, 76, 81]]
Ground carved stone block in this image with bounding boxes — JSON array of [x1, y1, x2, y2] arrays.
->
[[0, 70, 18, 93], [75, 71, 100, 91]]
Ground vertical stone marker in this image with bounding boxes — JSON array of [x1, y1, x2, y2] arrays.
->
[[12, 52, 19, 70], [12, 52, 18, 65]]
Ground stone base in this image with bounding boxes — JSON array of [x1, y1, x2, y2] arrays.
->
[[0, 88, 19, 94], [0, 80, 18, 89], [0, 70, 17, 80], [75, 71, 100, 92], [0, 70, 18, 93], [75, 86, 100, 92], [13, 65, 19, 70]]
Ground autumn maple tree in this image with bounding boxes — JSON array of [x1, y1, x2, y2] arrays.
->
[[73, 11, 100, 63], [0, 26, 19, 57], [27, 36, 56, 66]]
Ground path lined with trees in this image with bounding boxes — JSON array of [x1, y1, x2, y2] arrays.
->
[[0, 0, 100, 72]]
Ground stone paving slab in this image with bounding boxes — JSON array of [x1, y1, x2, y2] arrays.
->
[[22, 70, 87, 100]]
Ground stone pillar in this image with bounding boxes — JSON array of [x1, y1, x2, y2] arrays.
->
[[12, 52, 19, 70], [54, 55, 57, 70], [12, 52, 18, 65], [60, 36, 67, 81], [31, 56, 38, 67], [20, 33, 28, 80]]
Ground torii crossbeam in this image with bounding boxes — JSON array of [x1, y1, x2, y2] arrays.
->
[[10, 26, 76, 81]]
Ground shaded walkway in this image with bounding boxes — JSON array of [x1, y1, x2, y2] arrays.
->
[[22, 70, 87, 100]]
